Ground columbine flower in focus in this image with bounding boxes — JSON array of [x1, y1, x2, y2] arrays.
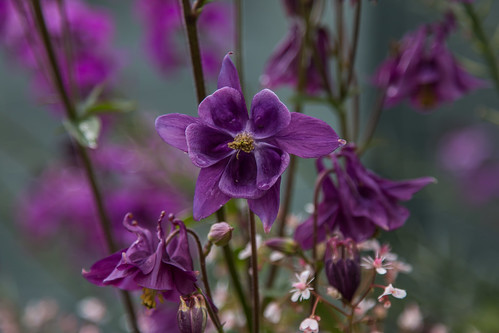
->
[[373, 14, 483, 111], [156, 54, 343, 231], [378, 284, 407, 300], [299, 317, 319, 333], [82, 213, 197, 307], [290, 270, 314, 302], [295, 144, 435, 247], [135, 0, 233, 78]]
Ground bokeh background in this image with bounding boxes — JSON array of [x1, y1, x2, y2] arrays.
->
[[0, 0, 498, 332]]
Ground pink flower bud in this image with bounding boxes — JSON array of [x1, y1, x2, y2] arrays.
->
[[208, 222, 233, 246]]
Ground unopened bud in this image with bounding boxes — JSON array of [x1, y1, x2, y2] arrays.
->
[[177, 294, 208, 333], [208, 222, 233, 246], [265, 237, 299, 255]]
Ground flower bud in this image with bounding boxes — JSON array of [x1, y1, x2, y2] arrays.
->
[[177, 294, 208, 333], [265, 237, 299, 255], [207, 222, 233, 246], [324, 237, 360, 303]]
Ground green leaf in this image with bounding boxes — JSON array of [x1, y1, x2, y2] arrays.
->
[[83, 100, 137, 117], [63, 116, 101, 149]]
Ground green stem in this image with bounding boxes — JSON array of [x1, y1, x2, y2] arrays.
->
[[30, 1, 140, 331], [464, 3, 499, 94], [248, 208, 260, 333], [235, 0, 244, 91], [359, 90, 386, 154], [179, 0, 206, 103]]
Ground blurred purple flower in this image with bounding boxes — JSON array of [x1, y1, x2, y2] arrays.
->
[[373, 15, 483, 111], [156, 54, 343, 232], [17, 138, 193, 253], [139, 303, 180, 333], [1, 0, 120, 101], [295, 144, 434, 247], [260, 23, 331, 95], [82, 213, 197, 304], [136, 0, 233, 78]]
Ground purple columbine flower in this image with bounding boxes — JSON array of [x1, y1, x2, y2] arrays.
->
[[324, 237, 360, 303], [373, 14, 483, 111], [156, 54, 343, 232], [260, 23, 332, 95], [295, 144, 435, 247], [82, 213, 197, 307], [135, 0, 233, 78]]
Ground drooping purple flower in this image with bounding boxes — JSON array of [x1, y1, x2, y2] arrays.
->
[[295, 144, 434, 247], [0, 0, 120, 103], [324, 237, 361, 303], [156, 54, 343, 232], [82, 213, 197, 305], [373, 14, 483, 111], [135, 0, 233, 79], [260, 23, 332, 95]]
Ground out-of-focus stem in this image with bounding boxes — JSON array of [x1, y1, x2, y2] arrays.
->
[[359, 90, 386, 154], [335, 0, 345, 96], [186, 229, 224, 332], [463, 3, 499, 94], [248, 209, 260, 333], [235, 0, 244, 90], [30, 1, 140, 331], [179, 0, 206, 103], [345, 0, 362, 92]]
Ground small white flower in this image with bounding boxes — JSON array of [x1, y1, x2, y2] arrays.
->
[[361, 255, 391, 275], [238, 235, 262, 260], [299, 317, 319, 333], [77, 297, 107, 323], [398, 303, 423, 331], [263, 302, 281, 324], [354, 298, 376, 317], [378, 284, 407, 300], [269, 251, 285, 262], [290, 270, 314, 302]]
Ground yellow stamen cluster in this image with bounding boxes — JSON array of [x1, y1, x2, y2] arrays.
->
[[228, 132, 255, 156], [140, 288, 164, 309]]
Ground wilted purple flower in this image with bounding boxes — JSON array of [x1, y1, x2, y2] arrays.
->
[[136, 0, 233, 78], [156, 54, 343, 231], [260, 23, 331, 95], [82, 213, 197, 306], [295, 144, 434, 246], [324, 237, 361, 302], [373, 15, 483, 111], [1, 0, 120, 102]]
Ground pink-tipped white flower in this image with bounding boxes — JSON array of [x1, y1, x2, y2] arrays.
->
[[378, 284, 407, 300], [263, 302, 282, 324], [299, 317, 319, 333], [361, 255, 391, 275], [290, 270, 314, 302]]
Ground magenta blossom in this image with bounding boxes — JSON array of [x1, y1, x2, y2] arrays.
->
[[295, 144, 434, 247], [136, 0, 233, 78], [156, 54, 343, 232], [260, 23, 331, 95], [83, 213, 197, 305], [373, 15, 483, 111]]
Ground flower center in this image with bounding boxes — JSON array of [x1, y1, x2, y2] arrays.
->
[[228, 132, 255, 154], [418, 84, 437, 109], [140, 288, 164, 309]]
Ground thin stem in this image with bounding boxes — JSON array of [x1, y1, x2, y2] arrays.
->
[[248, 208, 260, 333], [351, 75, 360, 142], [311, 291, 349, 317], [235, 0, 244, 90], [30, 2, 140, 332], [463, 3, 499, 94], [186, 229, 224, 332], [359, 90, 386, 154], [179, 0, 206, 103], [56, 0, 78, 103], [334, 0, 345, 97], [345, 0, 362, 92]]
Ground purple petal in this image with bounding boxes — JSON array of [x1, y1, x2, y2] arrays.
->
[[217, 53, 242, 93], [294, 201, 339, 249], [193, 160, 231, 220], [274, 113, 344, 158], [82, 251, 124, 286], [219, 152, 262, 199], [249, 89, 291, 139], [155, 114, 197, 152], [248, 179, 281, 233], [376, 175, 436, 201], [185, 123, 234, 168], [254, 143, 289, 190], [198, 87, 248, 135]]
